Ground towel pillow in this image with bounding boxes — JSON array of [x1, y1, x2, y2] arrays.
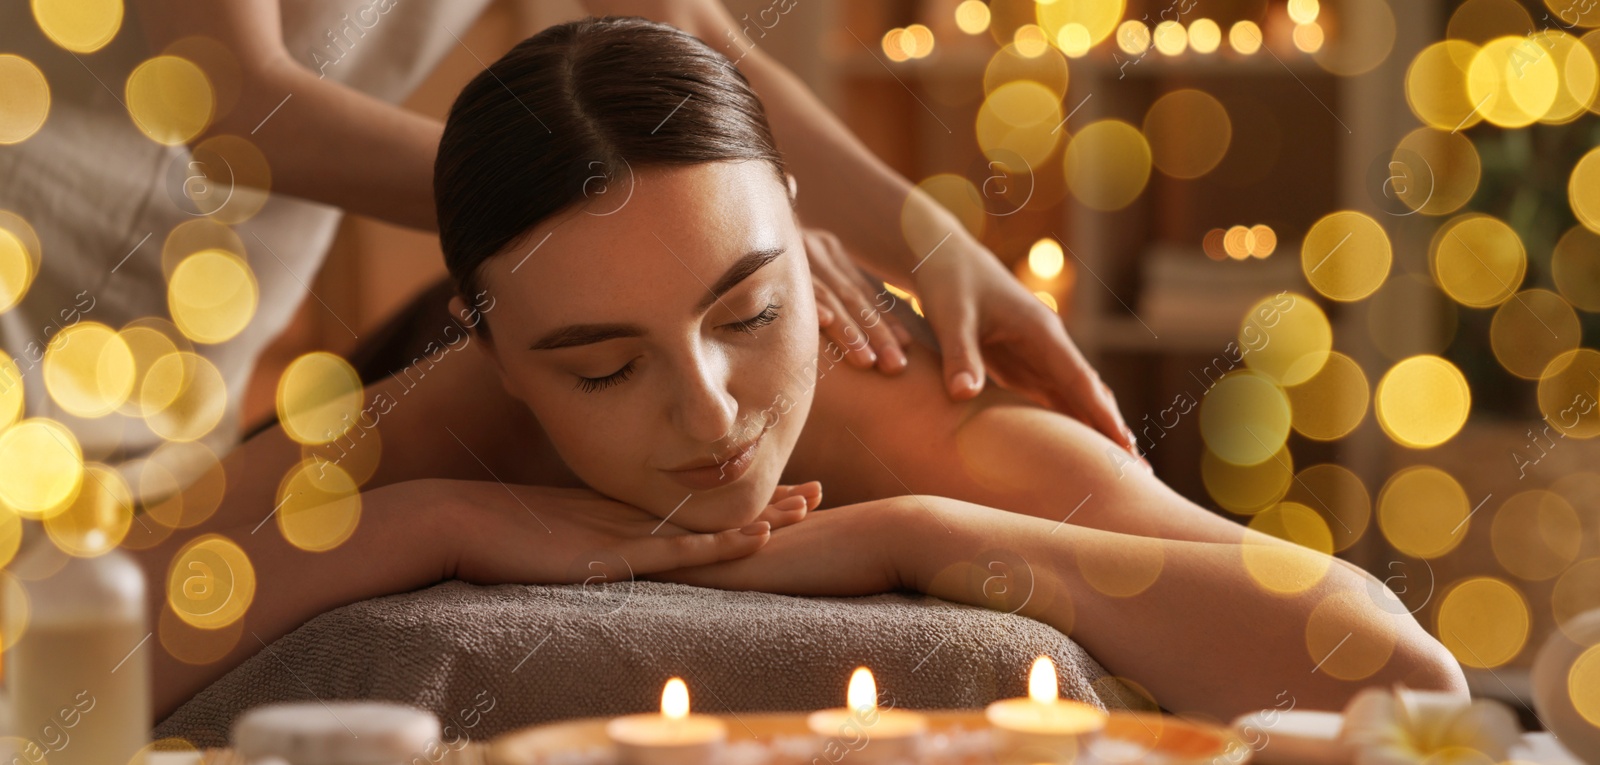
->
[[153, 580, 1119, 748]]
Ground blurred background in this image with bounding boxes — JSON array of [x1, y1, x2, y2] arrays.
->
[[6, 0, 1596, 726], [244, 0, 1600, 720]]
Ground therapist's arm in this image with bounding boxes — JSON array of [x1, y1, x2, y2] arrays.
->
[[130, 0, 442, 230]]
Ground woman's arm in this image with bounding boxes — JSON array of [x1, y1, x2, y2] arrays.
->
[[649, 495, 1468, 723]]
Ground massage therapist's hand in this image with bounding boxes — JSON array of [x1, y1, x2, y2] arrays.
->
[[804, 227, 914, 374], [439, 480, 822, 586], [909, 232, 1138, 457]]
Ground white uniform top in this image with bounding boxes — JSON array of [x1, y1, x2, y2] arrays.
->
[[0, 0, 493, 476]]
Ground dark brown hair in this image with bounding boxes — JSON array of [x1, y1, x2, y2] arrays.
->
[[434, 16, 788, 333]]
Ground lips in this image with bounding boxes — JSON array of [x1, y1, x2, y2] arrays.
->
[[662, 431, 764, 491]]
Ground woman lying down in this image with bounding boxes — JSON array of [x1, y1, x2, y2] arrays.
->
[[134, 15, 1467, 727]]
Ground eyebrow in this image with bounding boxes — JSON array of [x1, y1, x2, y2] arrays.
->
[[527, 246, 786, 351]]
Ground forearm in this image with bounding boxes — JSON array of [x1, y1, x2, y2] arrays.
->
[[219, 56, 442, 230], [131, 479, 453, 723], [894, 497, 1467, 721]]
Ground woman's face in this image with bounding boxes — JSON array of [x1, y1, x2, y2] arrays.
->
[[461, 161, 819, 533]]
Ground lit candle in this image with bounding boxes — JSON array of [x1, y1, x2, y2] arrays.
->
[[806, 667, 928, 764], [984, 656, 1108, 764], [606, 677, 728, 765]]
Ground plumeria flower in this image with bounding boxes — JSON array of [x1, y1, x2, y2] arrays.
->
[[1340, 685, 1522, 765]]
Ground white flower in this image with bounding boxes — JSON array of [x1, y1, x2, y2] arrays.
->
[[1340, 685, 1522, 765]]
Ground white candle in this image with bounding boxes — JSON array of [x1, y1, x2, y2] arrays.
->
[[985, 656, 1108, 764], [606, 678, 728, 765], [806, 667, 928, 764]]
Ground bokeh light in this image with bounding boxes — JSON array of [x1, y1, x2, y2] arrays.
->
[[43, 463, 133, 557], [1436, 576, 1529, 669], [1537, 349, 1600, 439], [0, 55, 50, 145], [1200, 370, 1292, 466], [1285, 464, 1371, 553], [1063, 120, 1151, 211], [140, 351, 227, 442], [1301, 211, 1391, 301], [42, 322, 136, 418], [125, 55, 215, 146], [168, 248, 258, 344], [1375, 355, 1471, 448], [1284, 350, 1369, 440], [1552, 226, 1600, 310], [1572, 147, 1600, 233], [1406, 40, 1484, 131], [1378, 465, 1471, 559], [276, 460, 362, 552], [1490, 490, 1581, 581], [1306, 591, 1397, 681], [1143, 90, 1231, 180], [1202, 444, 1293, 515], [278, 352, 364, 446], [1490, 289, 1581, 380], [955, 0, 991, 35], [167, 533, 255, 629], [1392, 128, 1480, 216], [0, 418, 84, 519], [1430, 213, 1526, 308], [1241, 292, 1332, 387], [31, 0, 123, 53]]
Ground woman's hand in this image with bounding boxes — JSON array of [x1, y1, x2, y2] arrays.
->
[[641, 496, 912, 596], [441, 480, 823, 586], [908, 234, 1138, 457], [803, 227, 914, 374]]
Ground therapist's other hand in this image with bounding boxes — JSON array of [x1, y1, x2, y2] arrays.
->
[[910, 234, 1138, 457], [442, 480, 818, 586], [803, 227, 913, 374]]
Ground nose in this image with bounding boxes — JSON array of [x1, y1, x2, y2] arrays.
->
[[669, 339, 741, 448]]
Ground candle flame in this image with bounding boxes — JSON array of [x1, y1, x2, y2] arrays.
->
[[846, 666, 877, 712], [661, 677, 690, 720], [1027, 656, 1058, 704]]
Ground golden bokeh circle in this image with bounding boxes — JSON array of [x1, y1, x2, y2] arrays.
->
[[1377, 465, 1470, 559], [1536, 348, 1600, 439], [43, 462, 133, 557], [1467, 36, 1560, 128], [161, 218, 245, 280], [141, 351, 227, 442], [0, 506, 21, 570], [1490, 289, 1581, 380], [31, 0, 123, 53], [1241, 507, 1333, 596], [0, 350, 23, 433], [1078, 531, 1163, 597], [1490, 490, 1581, 581], [167, 533, 255, 630], [1142, 89, 1231, 179], [1376, 355, 1470, 448], [1436, 576, 1529, 669], [0, 418, 84, 519], [1552, 225, 1600, 311], [1571, 147, 1600, 233], [1306, 591, 1398, 681], [276, 460, 363, 553], [1539, 30, 1598, 124], [1241, 292, 1332, 387], [140, 439, 226, 530], [168, 248, 258, 344], [114, 322, 182, 418], [1034, 0, 1123, 54], [278, 352, 365, 446], [1301, 211, 1391, 301], [1553, 558, 1600, 641], [1202, 444, 1293, 515], [1311, 0, 1396, 76], [125, 55, 215, 145], [976, 79, 1064, 168], [1063, 120, 1151, 212], [41, 321, 136, 418], [984, 43, 1068, 98], [1573, 645, 1600, 727], [904, 174, 985, 255], [0, 225, 34, 314], [187, 134, 273, 225], [1392, 128, 1480, 216], [1285, 463, 1371, 553], [0, 55, 50, 145], [1284, 350, 1369, 441], [1431, 213, 1526, 307], [1199, 370, 1292, 466], [1406, 40, 1483, 130]]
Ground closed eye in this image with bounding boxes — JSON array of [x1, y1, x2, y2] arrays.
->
[[726, 302, 782, 334]]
